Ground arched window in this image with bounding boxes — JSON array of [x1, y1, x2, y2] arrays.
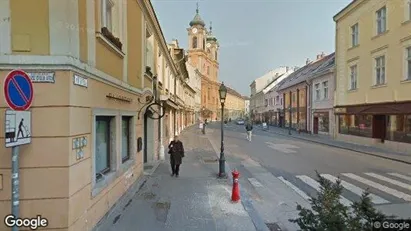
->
[[215, 52, 218, 61], [192, 37, 198, 49], [203, 39, 205, 49]]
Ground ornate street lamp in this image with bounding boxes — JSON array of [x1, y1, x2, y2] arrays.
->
[[218, 82, 227, 178]]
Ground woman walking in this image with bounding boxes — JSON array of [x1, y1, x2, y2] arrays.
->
[[168, 135, 185, 177]]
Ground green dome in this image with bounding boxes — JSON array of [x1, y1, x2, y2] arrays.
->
[[189, 8, 205, 27], [190, 3, 205, 27]]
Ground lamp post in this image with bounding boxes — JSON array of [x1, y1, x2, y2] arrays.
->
[[218, 82, 227, 178], [288, 106, 292, 135]]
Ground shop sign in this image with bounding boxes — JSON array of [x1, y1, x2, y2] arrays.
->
[[28, 72, 55, 83], [334, 107, 346, 114], [106, 93, 132, 102]]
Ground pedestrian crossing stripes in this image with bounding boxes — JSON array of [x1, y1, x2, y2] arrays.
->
[[276, 172, 411, 205]]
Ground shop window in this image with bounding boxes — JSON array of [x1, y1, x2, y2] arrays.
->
[[121, 116, 132, 163], [339, 115, 372, 137], [386, 115, 411, 143], [95, 116, 114, 181], [318, 113, 330, 132]]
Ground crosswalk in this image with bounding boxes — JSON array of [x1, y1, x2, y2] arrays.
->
[[273, 172, 411, 206]]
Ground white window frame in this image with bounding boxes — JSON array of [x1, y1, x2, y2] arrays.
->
[[315, 83, 320, 101], [406, 0, 411, 21], [349, 65, 358, 90], [351, 23, 359, 47], [376, 6, 387, 35], [101, 0, 114, 31], [145, 27, 155, 71], [375, 55, 386, 85], [322, 81, 329, 99], [406, 46, 411, 80]]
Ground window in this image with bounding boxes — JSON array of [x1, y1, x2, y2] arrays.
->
[[351, 23, 359, 47], [192, 37, 197, 49], [408, 0, 411, 21], [207, 66, 210, 75], [350, 65, 358, 90], [121, 116, 131, 163], [376, 7, 387, 34], [339, 115, 373, 137], [315, 83, 320, 100], [386, 114, 411, 143], [406, 47, 411, 80], [322, 81, 328, 99], [375, 56, 386, 85], [101, 0, 114, 31], [276, 96, 280, 105], [265, 99, 268, 107], [95, 116, 113, 180]]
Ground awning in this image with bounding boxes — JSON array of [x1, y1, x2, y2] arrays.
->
[[163, 99, 179, 110]]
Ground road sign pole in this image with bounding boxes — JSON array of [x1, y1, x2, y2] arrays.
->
[[11, 146, 19, 231]]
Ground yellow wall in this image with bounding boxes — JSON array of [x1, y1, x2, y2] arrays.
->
[[335, 0, 411, 106], [10, 0, 50, 54], [78, 0, 88, 63], [127, 0, 143, 89]]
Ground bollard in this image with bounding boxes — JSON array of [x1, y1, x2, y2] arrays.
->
[[231, 169, 240, 202]]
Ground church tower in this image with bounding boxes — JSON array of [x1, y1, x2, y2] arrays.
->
[[187, 4, 219, 82], [187, 3, 220, 121]]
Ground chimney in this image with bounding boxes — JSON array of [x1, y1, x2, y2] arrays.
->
[[306, 58, 311, 65], [317, 52, 326, 60]]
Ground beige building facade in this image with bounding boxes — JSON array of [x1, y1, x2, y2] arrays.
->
[[334, 0, 411, 152], [0, 0, 193, 230]]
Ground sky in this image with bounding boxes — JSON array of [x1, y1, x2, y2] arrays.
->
[[151, 0, 351, 96]]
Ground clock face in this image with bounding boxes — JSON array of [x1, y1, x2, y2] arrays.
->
[[192, 28, 198, 34], [206, 43, 211, 48]]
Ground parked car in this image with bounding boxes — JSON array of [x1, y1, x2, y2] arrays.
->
[[236, 120, 245, 125]]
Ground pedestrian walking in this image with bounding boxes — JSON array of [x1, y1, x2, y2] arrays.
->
[[245, 122, 253, 142], [168, 135, 185, 177]]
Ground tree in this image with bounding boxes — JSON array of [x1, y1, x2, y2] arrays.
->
[[289, 171, 392, 231]]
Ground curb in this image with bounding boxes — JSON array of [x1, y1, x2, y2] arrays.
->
[[206, 131, 270, 231], [257, 127, 411, 165]]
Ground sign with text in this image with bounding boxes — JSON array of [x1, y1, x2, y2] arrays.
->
[[28, 72, 55, 83], [73, 74, 88, 88]]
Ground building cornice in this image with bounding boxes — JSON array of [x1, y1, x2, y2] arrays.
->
[[333, 0, 366, 22], [139, 0, 179, 76]]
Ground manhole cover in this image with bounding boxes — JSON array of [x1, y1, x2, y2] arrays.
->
[[266, 223, 282, 231], [141, 192, 156, 200], [202, 157, 218, 163], [154, 201, 170, 209]]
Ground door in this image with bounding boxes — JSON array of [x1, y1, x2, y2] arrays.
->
[[313, 117, 319, 134], [144, 110, 155, 163], [372, 115, 386, 142]]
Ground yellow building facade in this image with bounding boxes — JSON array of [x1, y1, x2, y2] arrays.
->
[[334, 0, 411, 152], [0, 0, 192, 230]]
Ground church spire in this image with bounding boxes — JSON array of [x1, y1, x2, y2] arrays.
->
[[196, 2, 199, 13], [189, 2, 205, 27]]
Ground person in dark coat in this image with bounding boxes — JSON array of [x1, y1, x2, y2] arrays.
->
[[168, 135, 185, 177]]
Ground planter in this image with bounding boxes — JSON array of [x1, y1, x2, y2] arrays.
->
[[101, 27, 123, 50]]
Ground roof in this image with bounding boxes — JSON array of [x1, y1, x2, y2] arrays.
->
[[226, 86, 243, 99], [307, 53, 335, 80], [278, 53, 335, 91], [333, 0, 359, 22], [189, 5, 205, 27]]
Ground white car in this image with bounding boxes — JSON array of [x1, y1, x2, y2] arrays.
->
[[236, 120, 245, 125]]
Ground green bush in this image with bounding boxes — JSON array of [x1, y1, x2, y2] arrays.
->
[[289, 171, 394, 231]]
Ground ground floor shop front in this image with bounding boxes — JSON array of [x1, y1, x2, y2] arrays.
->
[[0, 69, 152, 231], [335, 101, 411, 153]]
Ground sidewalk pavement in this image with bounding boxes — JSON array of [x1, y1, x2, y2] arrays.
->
[[256, 125, 411, 164], [94, 126, 259, 231]]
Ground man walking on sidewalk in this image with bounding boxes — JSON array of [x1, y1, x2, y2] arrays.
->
[[168, 135, 185, 177], [245, 122, 253, 142]]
